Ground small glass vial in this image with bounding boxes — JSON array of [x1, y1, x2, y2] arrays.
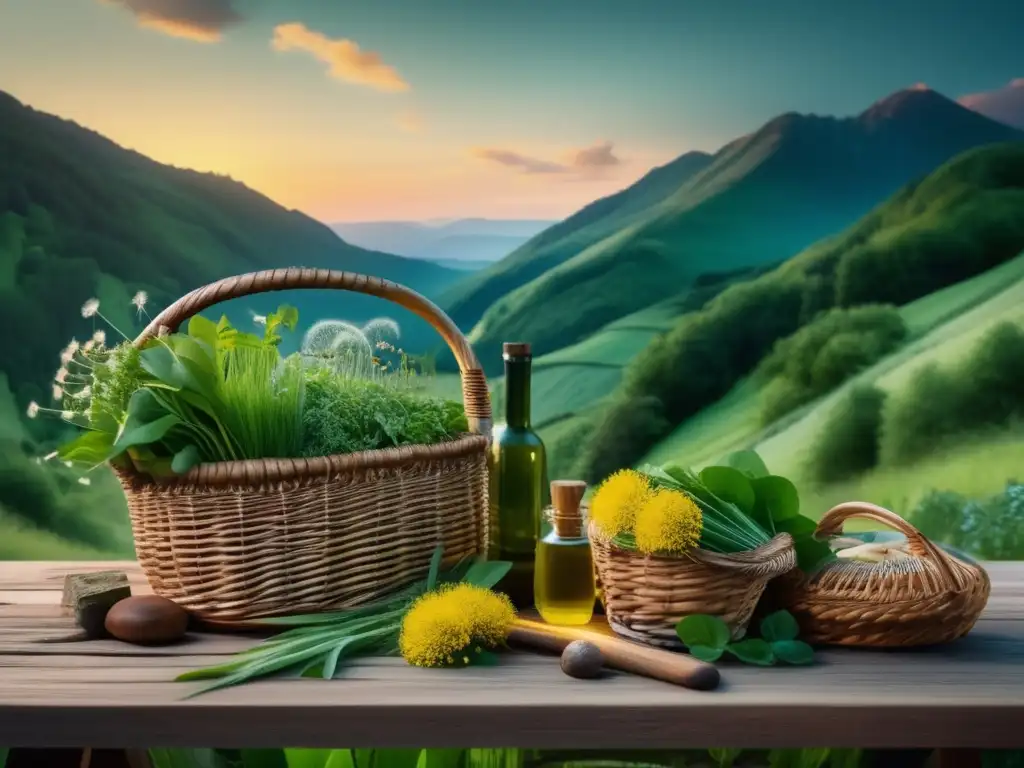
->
[[534, 480, 596, 626]]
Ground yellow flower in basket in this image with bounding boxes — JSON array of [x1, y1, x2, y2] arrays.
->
[[634, 488, 703, 555], [590, 469, 653, 538]]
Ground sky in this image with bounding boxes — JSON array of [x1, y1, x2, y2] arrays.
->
[[1, 0, 1023, 222]]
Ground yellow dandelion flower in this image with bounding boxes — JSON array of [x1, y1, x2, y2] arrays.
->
[[399, 583, 515, 668], [634, 488, 703, 555], [590, 469, 652, 539]]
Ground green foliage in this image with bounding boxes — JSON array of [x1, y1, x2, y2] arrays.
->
[[910, 482, 1024, 560], [178, 548, 510, 697], [881, 321, 1024, 465], [301, 371, 468, 457], [675, 610, 815, 666], [756, 305, 907, 423], [805, 385, 887, 485], [577, 143, 1024, 480]]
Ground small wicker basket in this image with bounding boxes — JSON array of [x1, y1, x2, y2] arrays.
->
[[765, 502, 991, 647], [115, 268, 493, 624], [590, 527, 796, 648]]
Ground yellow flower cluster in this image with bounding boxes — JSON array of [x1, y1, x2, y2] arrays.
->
[[591, 469, 703, 555], [634, 488, 703, 555], [399, 583, 515, 667]]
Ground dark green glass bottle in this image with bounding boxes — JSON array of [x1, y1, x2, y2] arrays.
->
[[489, 342, 547, 609]]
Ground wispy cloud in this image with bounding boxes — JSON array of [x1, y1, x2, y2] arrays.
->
[[98, 0, 242, 43], [272, 22, 410, 93], [472, 141, 623, 177], [396, 109, 425, 133], [959, 78, 1024, 129]]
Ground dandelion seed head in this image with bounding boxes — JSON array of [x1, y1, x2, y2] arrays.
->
[[26, 401, 40, 419], [55, 368, 68, 384], [52, 384, 63, 400], [92, 330, 106, 345], [81, 299, 100, 319], [131, 291, 148, 311], [61, 410, 75, 420], [77, 477, 91, 486], [252, 314, 267, 326], [82, 340, 95, 353]]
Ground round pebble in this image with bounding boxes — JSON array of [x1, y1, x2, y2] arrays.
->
[[104, 595, 189, 645], [560, 640, 605, 679]]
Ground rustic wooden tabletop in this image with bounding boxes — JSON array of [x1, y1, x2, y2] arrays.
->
[[0, 561, 1022, 750]]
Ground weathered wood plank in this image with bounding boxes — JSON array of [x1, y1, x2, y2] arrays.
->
[[0, 560, 1022, 749]]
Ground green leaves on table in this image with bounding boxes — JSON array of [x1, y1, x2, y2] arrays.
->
[[675, 609, 815, 667]]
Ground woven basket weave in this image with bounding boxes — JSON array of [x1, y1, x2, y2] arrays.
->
[[115, 268, 493, 624], [591, 527, 796, 648], [764, 502, 991, 647]]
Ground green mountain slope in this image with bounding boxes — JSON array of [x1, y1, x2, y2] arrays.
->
[[457, 88, 1024, 373], [0, 90, 464, 409], [441, 151, 714, 335], [574, 140, 1024, 482]]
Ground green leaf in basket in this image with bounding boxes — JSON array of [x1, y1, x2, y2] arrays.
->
[[698, 466, 756, 515], [725, 638, 775, 666], [460, 558, 512, 590], [760, 610, 800, 643], [426, 544, 444, 591], [57, 429, 116, 465], [688, 644, 725, 662], [676, 614, 730, 650], [171, 444, 201, 474], [750, 475, 801, 529], [724, 449, 770, 479], [772, 639, 815, 666]]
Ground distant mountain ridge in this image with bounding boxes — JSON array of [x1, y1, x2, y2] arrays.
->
[[0, 89, 464, 406], [446, 87, 1024, 373], [331, 218, 555, 264]]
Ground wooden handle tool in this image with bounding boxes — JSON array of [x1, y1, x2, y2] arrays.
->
[[509, 617, 720, 691]]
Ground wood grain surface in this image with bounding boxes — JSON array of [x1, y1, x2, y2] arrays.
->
[[0, 561, 1023, 749]]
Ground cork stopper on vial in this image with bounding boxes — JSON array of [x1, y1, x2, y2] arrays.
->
[[503, 342, 532, 360], [551, 480, 588, 538]]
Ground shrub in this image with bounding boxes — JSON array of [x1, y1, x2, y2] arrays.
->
[[911, 483, 1024, 560], [575, 395, 671, 483], [880, 322, 1024, 465], [804, 384, 887, 485], [757, 305, 907, 424]]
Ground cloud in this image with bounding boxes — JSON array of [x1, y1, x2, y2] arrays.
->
[[472, 141, 622, 176], [958, 78, 1024, 130], [272, 22, 409, 93], [99, 0, 242, 42], [396, 109, 425, 133]]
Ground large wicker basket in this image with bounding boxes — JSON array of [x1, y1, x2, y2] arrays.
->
[[764, 502, 991, 647], [115, 268, 493, 624], [591, 527, 796, 648]]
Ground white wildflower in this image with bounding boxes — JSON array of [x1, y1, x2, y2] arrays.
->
[[26, 401, 39, 419], [77, 386, 92, 399], [77, 477, 91, 486], [92, 330, 106, 345], [81, 299, 100, 319], [66, 339, 80, 355], [60, 349, 74, 365], [252, 314, 267, 326], [63, 460, 73, 468], [82, 340, 95, 353], [52, 384, 63, 400], [61, 410, 75, 420], [43, 451, 58, 461], [55, 368, 68, 383], [131, 291, 148, 312]]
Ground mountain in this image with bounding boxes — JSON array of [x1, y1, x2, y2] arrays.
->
[[0, 90, 464, 408], [331, 218, 554, 263], [448, 87, 1024, 373]]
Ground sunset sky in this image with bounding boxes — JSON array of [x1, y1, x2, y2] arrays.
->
[[1, 0, 1022, 222]]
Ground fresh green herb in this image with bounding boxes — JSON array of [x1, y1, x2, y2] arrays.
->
[[675, 609, 815, 666], [301, 370, 468, 457], [177, 547, 511, 697]]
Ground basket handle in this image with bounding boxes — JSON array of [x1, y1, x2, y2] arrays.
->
[[814, 501, 959, 586], [134, 268, 492, 435]]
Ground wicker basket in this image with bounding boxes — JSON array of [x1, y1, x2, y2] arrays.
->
[[765, 502, 991, 647], [115, 268, 493, 624], [590, 527, 796, 648]]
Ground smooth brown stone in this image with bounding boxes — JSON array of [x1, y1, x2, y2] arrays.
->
[[560, 640, 604, 679], [104, 595, 188, 645]]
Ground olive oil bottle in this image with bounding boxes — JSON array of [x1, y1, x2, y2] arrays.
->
[[534, 480, 595, 626], [489, 342, 547, 609]]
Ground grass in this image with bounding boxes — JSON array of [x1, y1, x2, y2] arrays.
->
[[639, 255, 1024, 521], [0, 507, 127, 560]]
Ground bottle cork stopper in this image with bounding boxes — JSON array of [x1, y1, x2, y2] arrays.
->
[[551, 480, 587, 537], [503, 342, 532, 358]]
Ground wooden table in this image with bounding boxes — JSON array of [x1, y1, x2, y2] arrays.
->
[[1, 561, 1023, 751]]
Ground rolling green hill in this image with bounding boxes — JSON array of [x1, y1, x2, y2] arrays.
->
[[573, 141, 1024, 483], [451, 88, 1023, 374], [0, 89, 465, 412]]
